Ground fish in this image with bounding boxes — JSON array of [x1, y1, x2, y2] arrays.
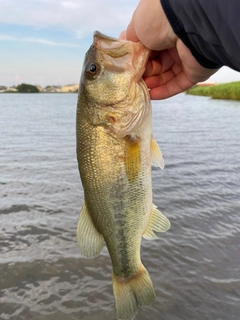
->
[[76, 31, 170, 320]]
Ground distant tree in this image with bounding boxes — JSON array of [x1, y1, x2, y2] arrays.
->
[[16, 83, 39, 93]]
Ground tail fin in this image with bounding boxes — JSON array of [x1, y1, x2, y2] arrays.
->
[[112, 264, 155, 320]]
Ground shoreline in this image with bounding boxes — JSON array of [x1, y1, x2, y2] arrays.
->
[[0, 91, 78, 94], [186, 81, 240, 101], [0, 83, 79, 94]]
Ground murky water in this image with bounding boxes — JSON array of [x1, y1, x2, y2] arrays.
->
[[1, 93, 240, 320]]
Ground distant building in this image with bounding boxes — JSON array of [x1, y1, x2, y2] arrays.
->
[[43, 86, 57, 92], [36, 85, 43, 92], [197, 82, 216, 87], [0, 85, 7, 93], [6, 86, 18, 92], [42, 84, 79, 93], [0, 84, 79, 93], [56, 84, 79, 93]]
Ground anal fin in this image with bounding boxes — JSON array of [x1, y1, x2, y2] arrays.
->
[[76, 201, 104, 258], [143, 205, 170, 240]]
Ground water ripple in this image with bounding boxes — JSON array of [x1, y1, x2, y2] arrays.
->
[[0, 94, 240, 319]]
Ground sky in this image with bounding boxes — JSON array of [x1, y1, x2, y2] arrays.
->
[[1, 0, 240, 87]]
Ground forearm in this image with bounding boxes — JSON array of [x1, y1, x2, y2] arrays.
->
[[161, 0, 240, 71]]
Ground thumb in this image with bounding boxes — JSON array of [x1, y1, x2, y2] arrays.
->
[[126, 20, 140, 42], [119, 30, 127, 40]]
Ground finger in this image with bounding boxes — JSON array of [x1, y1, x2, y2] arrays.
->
[[145, 72, 195, 100], [149, 86, 173, 100], [119, 30, 126, 40], [144, 71, 176, 89], [144, 60, 163, 77], [144, 54, 184, 88], [126, 19, 139, 42], [144, 49, 178, 77]]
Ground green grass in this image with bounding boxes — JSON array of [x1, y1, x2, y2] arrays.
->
[[186, 81, 240, 100]]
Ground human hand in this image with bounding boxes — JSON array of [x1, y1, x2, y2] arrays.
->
[[121, 0, 219, 99]]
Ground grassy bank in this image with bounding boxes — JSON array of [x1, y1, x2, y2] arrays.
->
[[186, 81, 240, 100]]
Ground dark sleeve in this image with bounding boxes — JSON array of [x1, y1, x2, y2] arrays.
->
[[160, 0, 240, 71]]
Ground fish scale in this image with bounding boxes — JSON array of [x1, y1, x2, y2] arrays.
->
[[76, 31, 170, 320]]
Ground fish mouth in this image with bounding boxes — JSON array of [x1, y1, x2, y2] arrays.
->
[[93, 30, 132, 59], [93, 31, 119, 42], [92, 31, 150, 77]]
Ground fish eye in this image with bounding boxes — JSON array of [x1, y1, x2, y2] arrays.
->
[[85, 62, 99, 77], [89, 64, 97, 73]]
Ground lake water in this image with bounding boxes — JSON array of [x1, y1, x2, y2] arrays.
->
[[0, 93, 240, 320]]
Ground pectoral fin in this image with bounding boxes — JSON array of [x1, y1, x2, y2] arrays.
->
[[151, 136, 164, 169], [143, 205, 170, 240], [125, 135, 141, 183], [76, 201, 104, 258]]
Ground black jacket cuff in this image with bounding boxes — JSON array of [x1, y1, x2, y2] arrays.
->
[[160, 0, 222, 69]]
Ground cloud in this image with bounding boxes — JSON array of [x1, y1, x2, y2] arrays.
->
[[23, 37, 81, 47], [208, 67, 240, 83], [60, 1, 80, 9], [0, 0, 139, 37], [0, 35, 15, 40], [0, 34, 81, 47]]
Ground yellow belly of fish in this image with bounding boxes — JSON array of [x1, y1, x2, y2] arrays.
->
[[77, 120, 152, 277], [76, 116, 170, 320]]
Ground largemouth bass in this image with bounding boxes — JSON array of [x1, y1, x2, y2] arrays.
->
[[76, 31, 170, 320]]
